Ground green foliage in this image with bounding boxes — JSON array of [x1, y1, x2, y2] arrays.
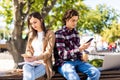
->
[[101, 23, 120, 43], [0, 0, 13, 24], [47, 0, 90, 30], [0, 0, 120, 41], [0, 0, 13, 39], [80, 4, 120, 34], [89, 59, 103, 67], [30, 0, 44, 12], [0, 29, 10, 40]]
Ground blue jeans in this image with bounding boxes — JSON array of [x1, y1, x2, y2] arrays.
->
[[58, 60, 100, 80], [23, 64, 46, 80]]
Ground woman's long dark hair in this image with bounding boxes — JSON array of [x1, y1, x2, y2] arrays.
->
[[27, 12, 47, 50], [28, 12, 47, 38]]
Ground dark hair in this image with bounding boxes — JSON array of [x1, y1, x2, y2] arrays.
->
[[62, 9, 79, 25], [27, 12, 47, 38], [27, 12, 48, 47]]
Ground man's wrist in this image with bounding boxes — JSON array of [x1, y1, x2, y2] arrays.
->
[[79, 47, 83, 52]]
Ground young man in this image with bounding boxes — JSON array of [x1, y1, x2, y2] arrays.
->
[[54, 9, 100, 80]]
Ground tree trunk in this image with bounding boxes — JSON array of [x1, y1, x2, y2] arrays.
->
[[6, 39, 26, 68], [6, 0, 28, 68]]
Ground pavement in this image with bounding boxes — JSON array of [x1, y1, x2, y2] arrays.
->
[[0, 51, 15, 72]]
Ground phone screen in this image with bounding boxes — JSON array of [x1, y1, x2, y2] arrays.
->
[[86, 38, 93, 43]]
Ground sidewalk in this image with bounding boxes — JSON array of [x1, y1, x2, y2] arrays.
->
[[0, 51, 15, 72]]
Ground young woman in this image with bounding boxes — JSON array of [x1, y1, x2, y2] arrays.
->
[[22, 12, 55, 80]]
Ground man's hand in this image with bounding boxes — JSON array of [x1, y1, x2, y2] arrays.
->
[[79, 42, 91, 51], [81, 53, 88, 62]]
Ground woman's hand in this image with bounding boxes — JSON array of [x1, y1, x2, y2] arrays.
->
[[34, 60, 43, 64], [24, 56, 36, 62]]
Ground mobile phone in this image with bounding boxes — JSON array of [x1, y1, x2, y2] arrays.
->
[[86, 38, 93, 43]]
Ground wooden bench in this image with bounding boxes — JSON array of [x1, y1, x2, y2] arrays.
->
[[1, 69, 120, 80], [51, 72, 87, 80], [0, 44, 7, 52], [0, 44, 7, 49], [0, 70, 87, 80], [100, 70, 120, 80]]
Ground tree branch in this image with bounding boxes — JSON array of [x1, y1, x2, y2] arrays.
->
[[19, 1, 26, 17], [24, 0, 35, 16], [44, 0, 48, 7], [41, 0, 57, 18], [20, 0, 35, 20]]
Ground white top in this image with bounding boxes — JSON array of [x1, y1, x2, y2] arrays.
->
[[31, 31, 44, 56]]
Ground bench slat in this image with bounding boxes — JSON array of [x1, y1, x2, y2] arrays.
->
[[1, 70, 120, 80]]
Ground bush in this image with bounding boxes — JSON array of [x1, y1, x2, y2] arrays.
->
[[89, 59, 103, 67]]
